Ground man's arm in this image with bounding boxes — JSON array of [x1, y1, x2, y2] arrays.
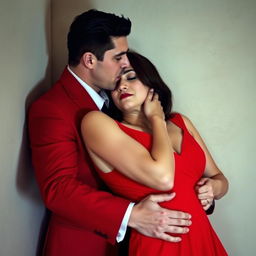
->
[[29, 100, 130, 244]]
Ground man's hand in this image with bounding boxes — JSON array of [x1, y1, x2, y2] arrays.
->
[[128, 193, 192, 242], [195, 177, 215, 211]]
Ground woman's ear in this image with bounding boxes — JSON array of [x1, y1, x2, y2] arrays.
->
[[82, 52, 96, 69]]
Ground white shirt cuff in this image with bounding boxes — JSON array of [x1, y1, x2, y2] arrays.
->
[[116, 202, 135, 242]]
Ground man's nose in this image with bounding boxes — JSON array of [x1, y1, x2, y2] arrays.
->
[[121, 54, 130, 68]]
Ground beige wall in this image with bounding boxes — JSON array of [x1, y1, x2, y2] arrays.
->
[[1, 0, 254, 255], [0, 0, 51, 255], [52, 1, 256, 255]]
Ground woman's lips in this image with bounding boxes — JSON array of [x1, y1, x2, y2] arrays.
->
[[120, 93, 132, 100]]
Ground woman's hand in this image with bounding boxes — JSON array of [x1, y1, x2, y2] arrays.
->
[[195, 177, 215, 211], [143, 89, 165, 121]]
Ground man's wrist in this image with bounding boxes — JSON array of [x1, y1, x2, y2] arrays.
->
[[116, 202, 135, 242]]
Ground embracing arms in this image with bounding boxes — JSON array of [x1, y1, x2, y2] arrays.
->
[[81, 91, 191, 242], [81, 90, 175, 191]]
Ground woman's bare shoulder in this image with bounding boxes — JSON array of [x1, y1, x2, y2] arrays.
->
[[175, 113, 196, 135], [83, 110, 108, 120], [178, 113, 193, 127], [81, 110, 121, 143], [82, 110, 116, 127]]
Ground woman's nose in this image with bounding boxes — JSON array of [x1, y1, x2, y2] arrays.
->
[[118, 82, 128, 92]]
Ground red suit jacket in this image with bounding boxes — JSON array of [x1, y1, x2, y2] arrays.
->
[[29, 68, 130, 256]]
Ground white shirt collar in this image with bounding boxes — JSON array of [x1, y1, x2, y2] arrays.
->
[[67, 66, 108, 109]]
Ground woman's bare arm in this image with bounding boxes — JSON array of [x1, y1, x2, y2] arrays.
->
[[81, 91, 174, 191]]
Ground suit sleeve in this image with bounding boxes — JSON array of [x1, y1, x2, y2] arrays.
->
[[28, 99, 130, 244]]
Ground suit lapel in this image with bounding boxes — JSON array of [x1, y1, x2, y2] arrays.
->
[[59, 67, 99, 111]]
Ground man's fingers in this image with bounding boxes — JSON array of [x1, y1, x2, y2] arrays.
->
[[198, 191, 214, 200], [148, 193, 176, 203], [153, 225, 189, 242], [147, 194, 192, 221], [203, 204, 211, 211], [167, 217, 192, 227], [164, 208, 192, 220], [152, 225, 189, 242], [197, 177, 208, 185], [198, 185, 208, 194], [168, 211, 192, 221], [166, 226, 190, 234], [201, 199, 209, 206], [131, 193, 193, 241], [197, 180, 204, 185], [200, 198, 213, 207], [198, 192, 209, 199], [157, 233, 182, 243]]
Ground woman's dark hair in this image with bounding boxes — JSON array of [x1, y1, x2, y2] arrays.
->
[[68, 9, 131, 66], [108, 51, 173, 121]]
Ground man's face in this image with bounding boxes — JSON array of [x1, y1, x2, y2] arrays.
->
[[91, 37, 129, 91]]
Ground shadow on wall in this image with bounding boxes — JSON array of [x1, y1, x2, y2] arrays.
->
[[15, 2, 51, 255], [18, 74, 52, 255], [16, 1, 95, 255]]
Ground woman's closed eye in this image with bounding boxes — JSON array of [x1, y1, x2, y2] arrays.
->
[[125, 70, 137, 81], [127, 75, 137, 81]]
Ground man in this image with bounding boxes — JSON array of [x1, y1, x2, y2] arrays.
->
[[29, 9, 195, 256]]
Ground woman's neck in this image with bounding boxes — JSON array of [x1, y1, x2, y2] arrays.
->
[[122, 111, 152, 132]]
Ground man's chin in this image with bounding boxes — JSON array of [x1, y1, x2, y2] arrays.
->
[[105, 84, 116, 91]]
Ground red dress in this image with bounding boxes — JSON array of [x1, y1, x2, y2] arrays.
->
[[98, 113, 228, 255]]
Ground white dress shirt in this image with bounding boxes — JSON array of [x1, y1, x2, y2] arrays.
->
[[67, 66, 134, 242]]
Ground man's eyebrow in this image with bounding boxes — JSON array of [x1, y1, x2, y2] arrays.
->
[[115, 49, 129, 57]]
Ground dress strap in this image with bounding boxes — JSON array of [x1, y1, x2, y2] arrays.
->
[[169, 113, 189, 133]]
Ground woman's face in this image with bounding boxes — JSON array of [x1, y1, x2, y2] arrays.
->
[[111, 67, 149, 112]]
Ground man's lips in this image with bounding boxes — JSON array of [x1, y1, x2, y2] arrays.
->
[[120, 93, 132, 100]]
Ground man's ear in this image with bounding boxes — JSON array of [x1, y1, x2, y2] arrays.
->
[[82, 52, 96, 68]]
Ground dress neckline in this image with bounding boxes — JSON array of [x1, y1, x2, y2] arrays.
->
[[116, 113, 186, 156], [117, 121, 151, 135]]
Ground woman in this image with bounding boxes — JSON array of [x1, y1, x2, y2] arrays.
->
[[81, 51, 228, 255]]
